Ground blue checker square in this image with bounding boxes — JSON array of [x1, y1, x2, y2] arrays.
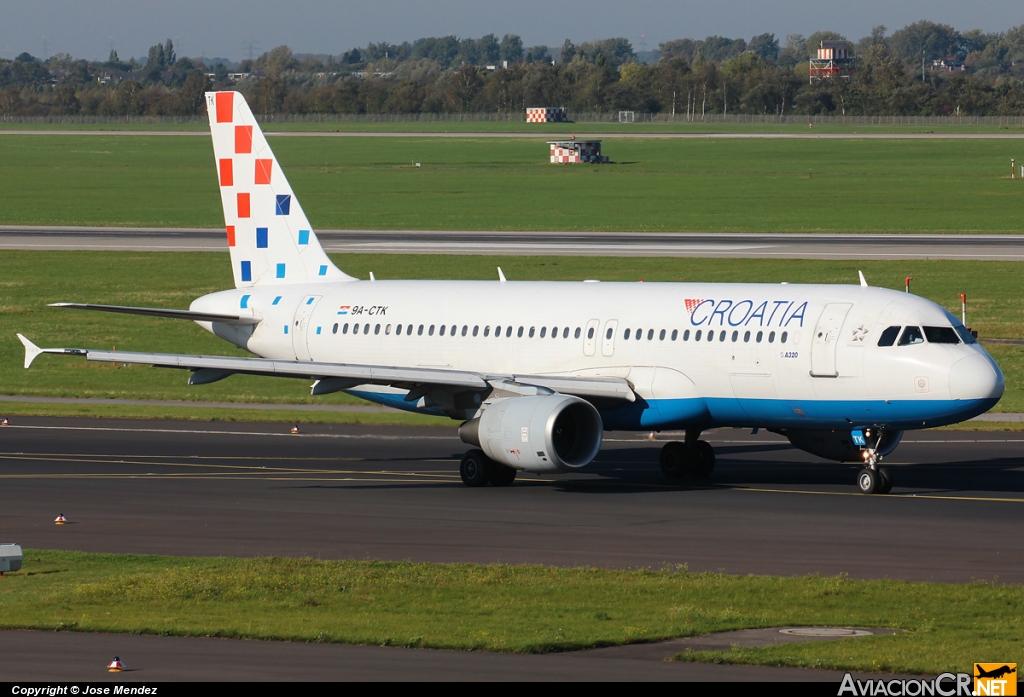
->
[[276, 263, 286, 278], [319, 265, 328, 276], [272, 296, 282, 305], [241, 261, 252, 282], [276, 195, 291, 216], [240, 294, 250, 309], [298, 230, 310, 245], [284, 325, 289, 334], [256, 227, 268, 248]]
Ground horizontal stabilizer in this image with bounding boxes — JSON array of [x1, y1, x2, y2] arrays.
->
[[48, 303, 260, 325]]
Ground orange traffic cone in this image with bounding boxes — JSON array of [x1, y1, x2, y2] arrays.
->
[[290, 425, 300, 434], [107, 656, 124, 672], [54, 514, 67, 525]]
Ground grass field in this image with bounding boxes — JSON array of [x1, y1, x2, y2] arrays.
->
[[2, 134, 1024, 232], [2, 251, 1023, 419], [2, 550, 1020, 674], [2, 120, 1024, 134]]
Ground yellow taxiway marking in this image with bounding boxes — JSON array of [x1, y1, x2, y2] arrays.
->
[[727, 485, 1024, 503]]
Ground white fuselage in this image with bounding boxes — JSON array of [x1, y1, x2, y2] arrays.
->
[[192, 279, 1003, 431]]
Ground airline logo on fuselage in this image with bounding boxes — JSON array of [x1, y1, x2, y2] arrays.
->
[[688, 299, 809, 328]]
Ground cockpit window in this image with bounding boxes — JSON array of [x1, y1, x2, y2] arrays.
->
[[897, 326, 925, 346], [923, 326, 960, 344], [877, 326, 901, 347], [954, 324, 977, 344]]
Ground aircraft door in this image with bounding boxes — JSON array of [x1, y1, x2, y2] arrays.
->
[[601, 320, 619, 357], [583, 319, 600, 356], [291, 295, 322, 361], [809, 303, 852, 377]]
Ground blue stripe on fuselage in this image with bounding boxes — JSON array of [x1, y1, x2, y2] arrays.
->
[[349, 389, 997, 431]]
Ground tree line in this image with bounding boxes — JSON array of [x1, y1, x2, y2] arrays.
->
[[2, 21, 1024, 118]]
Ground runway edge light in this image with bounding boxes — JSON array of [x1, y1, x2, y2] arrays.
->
[[54, 514, 66, 525], [107, 656, 124, 672]]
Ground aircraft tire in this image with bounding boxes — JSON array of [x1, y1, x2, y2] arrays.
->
[[460, 449, 492, 487], [877, 467, 893, 495], [659, 441, 688, 481], [857, 468, 880, 495], [690, 440, 716, 479], [489, 464, 518, 487]]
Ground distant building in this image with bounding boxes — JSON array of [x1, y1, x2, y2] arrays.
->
[[932, 58, 965, 73]]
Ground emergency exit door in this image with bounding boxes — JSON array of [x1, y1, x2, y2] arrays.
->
[[809, 303, 852, 377]]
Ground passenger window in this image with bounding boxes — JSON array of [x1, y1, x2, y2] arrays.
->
[[708, 331, 714, 342], [364, 323, 370, 334], [781, 331, 788, 343], [396, 324, 402, 335], [439, 325, 446, 336], [506, 326, 512, 337], [635, 328, 641, 340], [924, 326, 959, 344], [518, 326, 525, 338], [472, 325, 479, 337], [898, 326, 925, 346], [450, 325, 456, 336], [768, 331, 775, 343], [624, 328, 631, 340], [374, 324, 381, 335], [332, 323, 338, 334], [743, 330, 750, 342], [385, 324, 391, 335], [606, 327, 613, 340], [484, 326, 490, 337], [587, 327, 594, 339], [428, 325, 435, 336], [695, 330, 702, 341], [671, 329, 678, 341], [877, 326, 900, 347], [660, 329, 666, 340], [495, 325, 501, 337], [529, 327, 536, 338], [719, 330, 726, 341], [683, 330, 690, 341], [353, 323, 360, 335], [418, 325, 424, 336], [756, 331, 762, 342], [563, 327, 569, 338], [731, 330, 738, 342], [647, 329, 654, 341], [551, 327, 557, 338], [540, 327, 546, 338], [343, 323, 349, 334], [462, 325, 468, 337]]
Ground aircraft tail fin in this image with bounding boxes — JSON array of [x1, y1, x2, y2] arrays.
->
[[204, 91, 355, 288]]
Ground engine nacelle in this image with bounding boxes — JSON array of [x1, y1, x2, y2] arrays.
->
[[459, 395, 603, 473], [781, 428, 904, 463]]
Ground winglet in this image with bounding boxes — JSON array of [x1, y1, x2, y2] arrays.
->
[[17, 334, 44, 369], [858, 270, 868, 287], [497, 267, 506, 283]]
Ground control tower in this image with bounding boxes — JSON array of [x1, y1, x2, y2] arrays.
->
[[810, 40, 854, 83]]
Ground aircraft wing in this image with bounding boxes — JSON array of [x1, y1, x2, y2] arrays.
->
[[47, 303, 261, 325], [16, 335, 635, 402]]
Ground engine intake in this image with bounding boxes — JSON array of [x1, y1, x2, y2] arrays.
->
[[459, 394, 603, 473]]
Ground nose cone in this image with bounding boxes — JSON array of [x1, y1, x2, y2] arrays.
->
[[949, 353, 1004, 401]]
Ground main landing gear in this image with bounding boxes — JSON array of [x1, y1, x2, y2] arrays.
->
[[460, 449, 518, 487], [659, 431, 715, 482]]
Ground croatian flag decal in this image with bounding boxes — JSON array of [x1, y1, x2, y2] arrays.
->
[[337, 305, 350, 315], [684, 299, 706, 315]]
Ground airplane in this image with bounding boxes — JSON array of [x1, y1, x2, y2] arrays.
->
[[17, 91, 1005, 495], [976, 665, 1017, 680]]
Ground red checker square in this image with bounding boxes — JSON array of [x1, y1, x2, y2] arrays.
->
[[215, 92, 233, 123], [237, 193, 250, 218], [235, 125, 253, 154], [218, 159, 233, 186], [255, 159, 273, 185], [226, 225, 236, 247]]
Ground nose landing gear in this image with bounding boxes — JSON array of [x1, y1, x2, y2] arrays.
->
[[856, 429, 894, 495], [659, 431, 715, 482]]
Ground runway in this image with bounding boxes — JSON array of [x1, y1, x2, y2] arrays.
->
[[3, 416, 1021, 680], [4, 226, 1024, 260], [3, 417, 1022, 582]]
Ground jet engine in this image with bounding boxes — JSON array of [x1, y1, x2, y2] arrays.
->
[[459, 394, 603, 473], [779, 428, 903, 463]]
